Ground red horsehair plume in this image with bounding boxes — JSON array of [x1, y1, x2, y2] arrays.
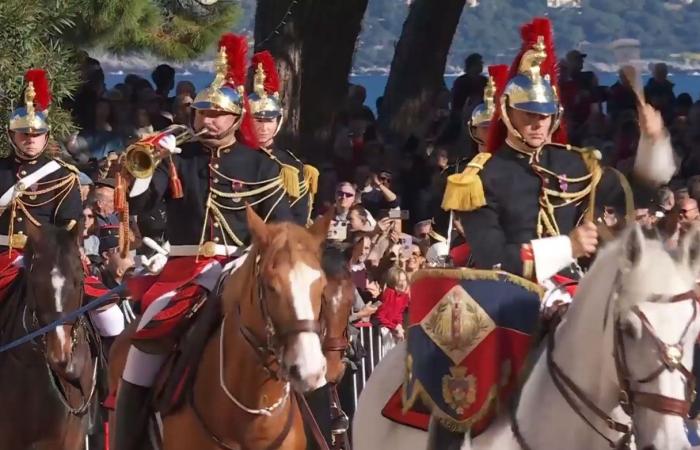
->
[[24, 68, 52, 111], [486, 17, 566, 152], [218, 33, 248, 88], [252, 51, 280, 94], [488, 65, 509, 98]]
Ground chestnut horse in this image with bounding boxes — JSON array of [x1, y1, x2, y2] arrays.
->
[[108, 208, 353, 449], [0, 224, 98, 450]]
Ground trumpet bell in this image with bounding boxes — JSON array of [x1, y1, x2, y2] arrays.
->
[[125, 144, 159, 179]]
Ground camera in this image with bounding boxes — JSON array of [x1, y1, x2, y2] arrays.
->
[[327, 219, 348, 241]]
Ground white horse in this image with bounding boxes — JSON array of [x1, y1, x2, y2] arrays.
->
[[353, 223, 700, 450]]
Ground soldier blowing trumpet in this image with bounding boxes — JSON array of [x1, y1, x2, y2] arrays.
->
[[112, 33, 294, 450]]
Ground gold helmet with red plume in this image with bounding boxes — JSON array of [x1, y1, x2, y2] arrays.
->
[[248, 51, 283, 119], [192, 33, 248, 115], [9, 68, 52, 134], [487, 17, 567, 152], [468, 64, 508, 145]]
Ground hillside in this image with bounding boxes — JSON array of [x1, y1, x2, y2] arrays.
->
[[239, 0, 700, 73]]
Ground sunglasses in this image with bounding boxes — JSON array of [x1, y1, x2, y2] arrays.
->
[[336, 191, 355, 198], [83, 214, 94, 219], [680, 207, 698, 216], [378, 176, 392, 182]]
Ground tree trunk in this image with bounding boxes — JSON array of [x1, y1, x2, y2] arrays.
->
[[254, 0, 304, 151], [254, 0, 368, 163], [378, 0, 466, 146]]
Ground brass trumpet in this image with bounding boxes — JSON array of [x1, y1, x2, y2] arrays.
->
[[124, 124, 207, 178]]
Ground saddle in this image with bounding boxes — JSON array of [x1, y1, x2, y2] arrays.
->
[[153, 292, 224, 415]]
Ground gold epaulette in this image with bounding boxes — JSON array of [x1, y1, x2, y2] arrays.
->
[[260, 148, 301, 198], [441, 152, 492, 212], [303, 164, 319, 195]]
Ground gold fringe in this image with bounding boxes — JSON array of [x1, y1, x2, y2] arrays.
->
[[410, 267, 544, 298], [303, 164, 319, 195], [441, 153, 492, 212], [280, 164, 301, 198]]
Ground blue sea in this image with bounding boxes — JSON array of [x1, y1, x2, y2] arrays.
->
[[106, 71, 700, 114]]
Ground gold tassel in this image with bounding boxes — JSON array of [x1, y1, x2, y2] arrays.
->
[[303, 164, 320, 195], [441, 153, 492, 212], [280, 164, 301, 198]]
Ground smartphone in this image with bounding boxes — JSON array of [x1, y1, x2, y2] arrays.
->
[[399, 234, 413, 259], [384, 209, 409, 220], [327, 219, 348, 241]]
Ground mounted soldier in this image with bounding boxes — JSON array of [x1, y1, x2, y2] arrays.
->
[[0, 69, 122, 328], [249, 50, 319, 226], [443, 17, 674, 291], [112, 33, 293, 450]]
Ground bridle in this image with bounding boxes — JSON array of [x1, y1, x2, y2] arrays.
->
[[189, 253, 325, 450], [614, 292, 698, 419], [238, 256, 322, 380], [22, 254, 97, 417], [513, 279, 700, 450]]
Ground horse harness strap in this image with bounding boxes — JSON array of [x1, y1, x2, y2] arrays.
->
[[545, 320, 633, 449], [614, 290, 698, 419], [296, 391, 331, 450]]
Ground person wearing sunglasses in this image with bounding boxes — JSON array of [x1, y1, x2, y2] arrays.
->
[[679, 197, 700, 232]]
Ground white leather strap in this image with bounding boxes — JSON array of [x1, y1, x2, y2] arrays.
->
[[0, 160, 61, 207]]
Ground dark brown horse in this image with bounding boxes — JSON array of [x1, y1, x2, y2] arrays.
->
[[0, 223, 98, 450]]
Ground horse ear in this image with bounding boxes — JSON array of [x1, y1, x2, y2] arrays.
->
[[308, 209, 333, 245], [246, 204, 270, 246], [679, 222, 700, 274], [621, 222, 645, 270]]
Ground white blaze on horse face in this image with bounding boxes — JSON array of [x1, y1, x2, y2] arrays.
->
[[50, 266, 69, 350], [286, 262, 327, 391], [51, 266, 65, 313]]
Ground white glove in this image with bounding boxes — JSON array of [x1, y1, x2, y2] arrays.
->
[[157, 134, 181, 155], [140, 253, 168, 274]]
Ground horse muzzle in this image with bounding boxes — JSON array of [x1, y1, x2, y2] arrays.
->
[[283, 332, 327, 392]]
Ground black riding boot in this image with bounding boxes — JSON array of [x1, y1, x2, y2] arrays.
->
[[113, 380, 152, 450]]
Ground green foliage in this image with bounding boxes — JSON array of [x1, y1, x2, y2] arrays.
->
[[0, 0, 80, 156], [69, 0, 242, 61]]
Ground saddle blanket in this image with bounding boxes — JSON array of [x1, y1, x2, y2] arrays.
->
[[402, 268, 542, 433]]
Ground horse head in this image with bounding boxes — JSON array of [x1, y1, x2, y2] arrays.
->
[[245, 205, 332, 392], [23, 221, 85, 382], [321, 245, 354, 384], [614, 223, 700, 450]]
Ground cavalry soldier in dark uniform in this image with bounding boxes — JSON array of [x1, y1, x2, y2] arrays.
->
[[443, 17, 675, 288], [249, 50, 318, 226], [113, 34, 293, 450], [0, 68, 124, 364], [433, 65, 507, 240], [0, 69, 81, 258]]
